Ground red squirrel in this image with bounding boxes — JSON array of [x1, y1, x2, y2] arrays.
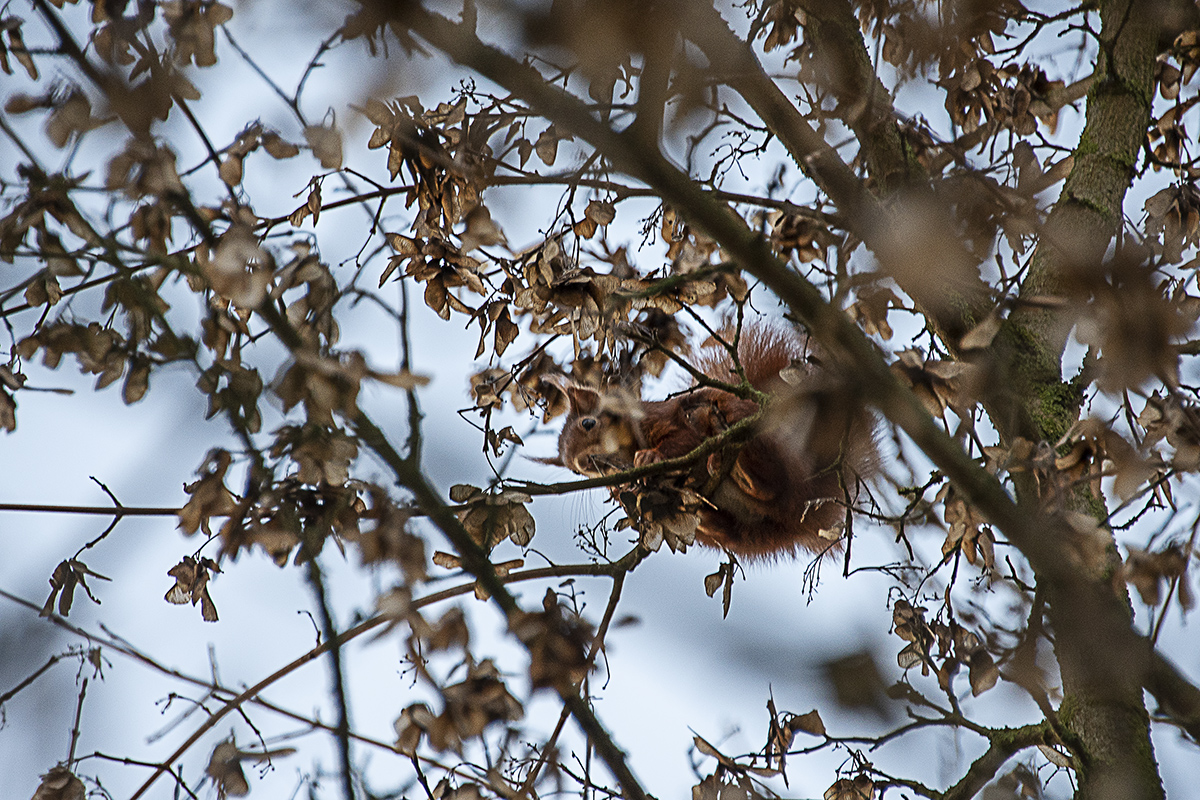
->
[[552, 324, 875, 559]]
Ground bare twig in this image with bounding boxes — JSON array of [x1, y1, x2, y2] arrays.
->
[[304, 558, 356, 800], [0, 555, 641, 799], [0, 652, 68, 705], [66, 677, 87, 767]]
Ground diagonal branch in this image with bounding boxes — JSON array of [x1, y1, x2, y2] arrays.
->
[[675, 1, 992, 346], [239, 300, 652, 800], [351, 408, 652, 800]]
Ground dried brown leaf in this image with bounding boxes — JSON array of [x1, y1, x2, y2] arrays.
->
[[825, 775, 875, 800], [968, 649, 1000, 696], [959, 307, 1003, 350], [1037, 743, 1072, 769], [304, 123, 344, 170], [31, 766, 85, 800], [534, 124, 560, 165], [262, 132, 300, 159], [792, 709, 826, 736]]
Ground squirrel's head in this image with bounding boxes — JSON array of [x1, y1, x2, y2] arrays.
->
[[553, 383, 642, 477]]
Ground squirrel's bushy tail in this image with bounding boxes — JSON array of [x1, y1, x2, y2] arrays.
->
[[689, 322, 877, 560]]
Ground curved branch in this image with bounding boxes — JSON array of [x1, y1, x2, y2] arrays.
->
[[942, 723, 1049, 800]]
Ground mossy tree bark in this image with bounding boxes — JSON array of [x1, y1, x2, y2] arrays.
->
[[735, 0, 1168, 795], [1005, 1, 1164, 797]]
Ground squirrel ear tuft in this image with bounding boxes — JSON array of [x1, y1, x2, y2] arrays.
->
[[527, 454, 565, 467], [566, 384, 602, 415]]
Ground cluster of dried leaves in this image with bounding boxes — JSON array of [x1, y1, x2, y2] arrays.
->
[[892, 599, 1000, 699]]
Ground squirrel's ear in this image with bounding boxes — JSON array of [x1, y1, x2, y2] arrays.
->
[[527, 454, 565, 467], [566, 384, 602, 415]]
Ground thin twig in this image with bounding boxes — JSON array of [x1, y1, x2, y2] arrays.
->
[[0, 652, 66, 705], [0, 553, 638, 799], [0, 502, 181, 516], [305, 558, 356, 800], [67, 677, 87, 767]]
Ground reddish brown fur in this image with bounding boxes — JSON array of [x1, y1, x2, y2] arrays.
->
[[556, 323, 874, 560]]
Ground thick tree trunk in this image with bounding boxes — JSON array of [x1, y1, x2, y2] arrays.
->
[[1007, 1, 1164, 797], [770, 0, 1167, 795]]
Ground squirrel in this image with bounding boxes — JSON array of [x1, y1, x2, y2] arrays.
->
[[549, 323, 875, 560]]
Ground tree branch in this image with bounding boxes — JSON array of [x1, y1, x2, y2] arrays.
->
[[941, 723, 1048, 800]]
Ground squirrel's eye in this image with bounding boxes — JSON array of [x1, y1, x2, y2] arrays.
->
[[580, 417, 597, 432]]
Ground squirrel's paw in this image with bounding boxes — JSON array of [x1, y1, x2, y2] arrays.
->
[[633, 448, 664, 468]]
